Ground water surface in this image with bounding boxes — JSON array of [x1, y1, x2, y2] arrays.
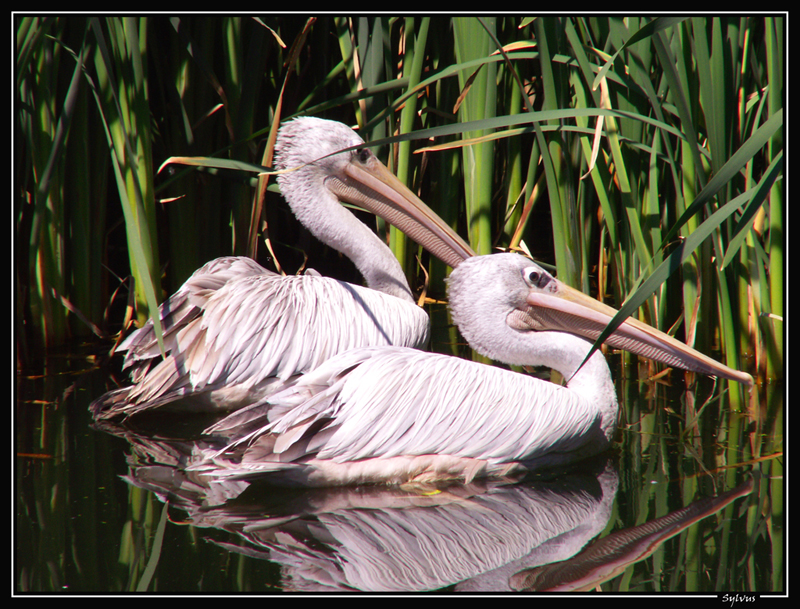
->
[[15, 342, 783, 594]]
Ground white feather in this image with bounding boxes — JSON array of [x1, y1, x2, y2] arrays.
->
[[90, 117, 464, 419], [197, 253, 747, 487]]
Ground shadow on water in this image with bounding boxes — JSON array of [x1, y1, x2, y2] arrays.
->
[[15, 342, 783, 594]]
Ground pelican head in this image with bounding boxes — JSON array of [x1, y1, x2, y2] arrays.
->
[[275, 117, 474, 270], [448, 253, 753, 386]]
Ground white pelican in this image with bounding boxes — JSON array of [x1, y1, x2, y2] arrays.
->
[[197, 253, 753, 487], [91, 117, 474, 419]]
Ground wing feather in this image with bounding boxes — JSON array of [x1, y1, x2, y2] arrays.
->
[[99, 257, 429, 416], [259, 347, 607, 467]]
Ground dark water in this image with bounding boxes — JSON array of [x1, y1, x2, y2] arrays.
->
[[15, 341, 784, 595]]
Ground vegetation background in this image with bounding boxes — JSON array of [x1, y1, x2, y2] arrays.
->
[[16, 15, 783, 380]]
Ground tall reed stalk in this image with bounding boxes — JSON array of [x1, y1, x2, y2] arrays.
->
[[91, 18, 162, 329]]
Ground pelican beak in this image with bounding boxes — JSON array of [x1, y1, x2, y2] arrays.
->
[[515, 278, 753, 385], [325, 155, 476, 269]]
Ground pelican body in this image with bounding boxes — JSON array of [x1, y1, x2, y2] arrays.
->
[[197, 253, 752, 487], [91, 117, 473, 419]]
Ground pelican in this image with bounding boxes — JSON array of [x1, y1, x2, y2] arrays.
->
[[91, 117, 474, 420], [196, 253, 753, 487]]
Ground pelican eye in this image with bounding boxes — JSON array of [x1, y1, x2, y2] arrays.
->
[[524, 267, 551, 289], [356, 147, 371, 163]]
